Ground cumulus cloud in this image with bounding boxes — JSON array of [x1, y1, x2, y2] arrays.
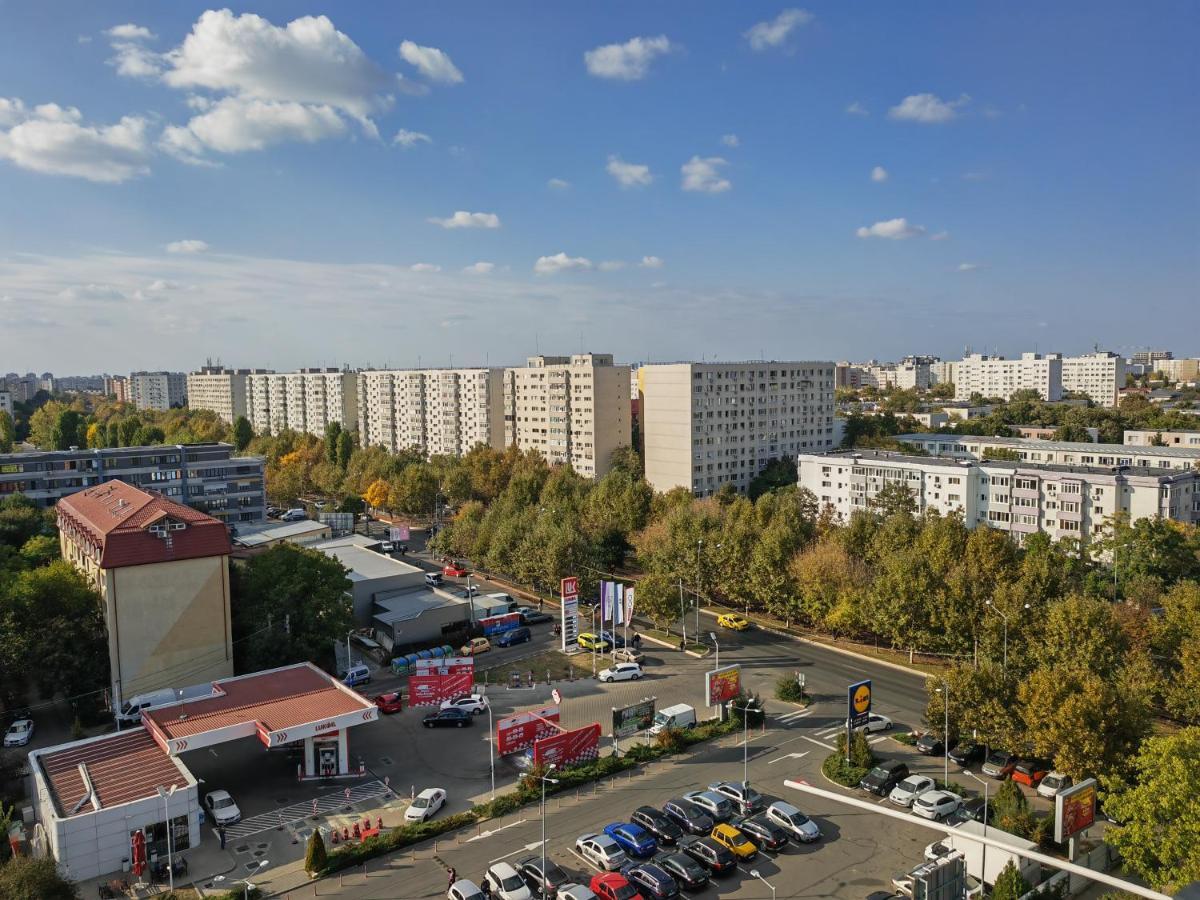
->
[[744, 9, 813, 51], [427, 211, 501, 229], [398, 40, 463, 84], [846, 101, 868, 116], [166, 239, 209, 253], [547, 177, 570, 191], [107, 23, 154, 40], [160, 97, 345, 159], [681, 155, 731, 193], [534, 252, 593, 275], [888, 93, 969, 124], [584, 36, 673, 81], [871, 166, 888, 183], [855, 218, 926, 240], [0, 99, 151, 182], [606, 155, 653, 188], [410, 263, 441, 273], [393, 128, 431, 148], [957, 262, 979, 272], [462, 261, 495, 274], [640, 256, 664, 268], [105, 22, 162, 78], [720, 133, 740, 148]]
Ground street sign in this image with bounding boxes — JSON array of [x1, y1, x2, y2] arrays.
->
[[796, 672, 805, 689], [848, 679, 872, 729], [560, 576, 580, 654], [551, 688, 562, 705]]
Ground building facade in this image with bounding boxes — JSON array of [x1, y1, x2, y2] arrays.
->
[[1131, 349, 1173, 368], [0, 389, 11, 418], [128, 371, 187, 411], [1161, 358, 1200, 383], [246, 369, 358, 437], [1060, 351, 1124, 406], [1124, 429, 1200, 448], [895, 433, 1200, 471], [186, 366, 273, 424], [357, 368, 506, 455], [953, 353, 1063, 402], [641, 360, 836, 496]]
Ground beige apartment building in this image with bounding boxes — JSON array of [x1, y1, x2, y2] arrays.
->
[[246, 369, 357, 437], [1124, 429, 1200, 448], [1160, 358, 1200, 383], [128, 371, 188, 411], [357, 368, 506, 455], [640, 360, 836, 497], [953, 353, 1063, 402], [186, 366, 273, 424], [503, 354, 630, 479], [1060, 351, 1124, 406]]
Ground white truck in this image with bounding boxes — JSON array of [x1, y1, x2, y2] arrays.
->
[[945, 819, 1040, 887]]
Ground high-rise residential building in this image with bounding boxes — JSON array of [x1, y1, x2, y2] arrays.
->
[[3, 373, 43, 402], [896, 356, 938, 390], [128, 371, 188, 411], [641, 360, 835, 497], [357, 368, 506, 455], [54, 375, 107, 393], [1131, 349, 1173, 368], [0, 389, 11, 418], [104, 374, 130, 402], [953, 353, 1063, 402], [1161, 358, 1200, 383], [894, 432, 1200, 471], [1060, 351, 1125, 406], [186, 366, 274, 424], [503, 354, 631, 479], [246, 369, 358, 437], [933, 360, 959, 387]]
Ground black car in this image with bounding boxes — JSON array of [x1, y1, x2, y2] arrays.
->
[[652, 851, 709, 892], [517, 607, 554, 625], [621, 862, 680, 899], [662, 799, 714, 835], [916, 733, 950, 756], [422, 708, 472, 728], [677, 836, 736, 876], [860, 760, 909, 796], [632, 806, 684, 846], [731, 814, 789, 852], [517, 856, 571, 897], [948, 796, 994, 826], [947, 742, 985, 766]]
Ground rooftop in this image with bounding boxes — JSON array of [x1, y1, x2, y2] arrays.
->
[[896, 433, 1200, 459], [310, 535, 424, 580], [232, 518, 330, 548], [804, 448, 1196, 480], [0, 441, 235, 461], [373, 587, 466, 627]]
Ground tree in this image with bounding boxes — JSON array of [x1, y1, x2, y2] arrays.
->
[[27, 400, 67, 449], [336, 430, 354, 469], [788, 538, 868, 630], [1030, 594, 1129, 678], [0, 410, 14, 452], [324, 421, 342, 466], [869, 480, 917, 518], [747, 457, 798, 499], [1053, 423, 1092, 442], [362, 478, 390, 511], [132, 425, 166, 445], [232, 415, 253, 451], [390, 463, 438, 515], [51, 408, 84, 450], [631, 572, 682, 632], [118, 416, 142, 447], [991, 860, 1031, 900], [304, 828, 328, 874], [19, 534, 59, 567], [0, 855, 80, 899]]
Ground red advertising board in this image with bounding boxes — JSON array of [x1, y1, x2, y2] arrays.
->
[[496, 705, 561, 755], [407, 657, 475, 707], [533, 723, 602, 769], [706, 664, 741, 706]]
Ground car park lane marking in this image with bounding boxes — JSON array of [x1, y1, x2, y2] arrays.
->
[[217, 780, 392, 840], [490, 839, 546, 864], [768, 751, 810, 765], [466, 818, 529, 843], [775, 709, 813, 724], [568, 847, 603, 872], [800, 735, 837, 752]]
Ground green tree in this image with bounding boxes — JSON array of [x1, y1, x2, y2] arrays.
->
[[390, 463, 439, 516], [788, 537, 868, 631], [118, 416, 142, 446], [991, 860, 1031, 900], [336, 430, 354, 469], [869, 480, 917, 518], [132, 425, 166, 445], [324, 421, 342, 466], [105, 421, 120, 448], [304, 828, 328, 874], [1030, 594, 1129, 678], [747, 457, 798, 499], [51, 408, 85, 450], [19, 534, 59, 567], [232, 415, 253, 451], [630, 572, 681, 632], [0, 494, 46, 548], [0, 854, 80, 899], [27, 399, 67, 449], [0, 410, 14, 452]]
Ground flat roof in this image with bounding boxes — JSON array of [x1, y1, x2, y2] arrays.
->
[[896, 433, 1200, 459], [233, 519, 330, 548], [373, 587, 466, 625], [803, 449, 1194, 480], [310, 536, 424, 580]]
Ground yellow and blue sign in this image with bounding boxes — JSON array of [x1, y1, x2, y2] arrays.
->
[[848, 679, 872, 729]]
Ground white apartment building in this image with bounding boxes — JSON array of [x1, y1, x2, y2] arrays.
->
[[953, 353, 1063, 402], [0, 389, 11, 418], [1124, 430, 1200, 448], [641, 360, 835, 497], [933, 360, 958, 387], [1131, 349, 1173, 368], [186, 366, 273, 424], [798, 449, 1200, 546], [128, 371, 187, 411], [503, 354, 630, 479], [896, 433, 1200, 472], [357, 368, 505, 456], [246, 369, 357, 437], [1060, 351, 1124, 407]]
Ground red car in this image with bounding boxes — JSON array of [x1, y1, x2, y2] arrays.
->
[[442, 562, 469, 577], [1011, 758, 1051, 787], [590, 872, 643, 900], [373, 692, 403, 714]]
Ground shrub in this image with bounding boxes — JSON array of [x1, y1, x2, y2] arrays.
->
[[891, 731, 917, 746], [775, 675, 809, 704], [822, 753, 869, 787], [655, 727, 687, 753], [834, 730, 876, 770], [304, 829, 327, 874], [728, 690, 766, 728], [991, 860, 1031, 900]]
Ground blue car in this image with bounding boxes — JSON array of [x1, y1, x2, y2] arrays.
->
[[604, 822, 657, 858]]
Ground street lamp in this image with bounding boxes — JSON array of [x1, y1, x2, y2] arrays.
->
[[708, 632, 719, 673], [935, 683, 950, 787], [155, 785, 177, 891], [539, 765, 559, 899], [695, 539, 703, 636], [732, 700, 758, 788], [214, 859, 269, 900], [984, 600, 1030, 670], [486, 699, 495, 800], [749, 869, 776, 900], [590, 606, 598, 676]]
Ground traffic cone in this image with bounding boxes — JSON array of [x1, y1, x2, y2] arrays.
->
[[377, 816, 383, 831]]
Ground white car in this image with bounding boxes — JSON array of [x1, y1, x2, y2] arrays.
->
[[405, 787, 447, 822], [575, 833, 628, 871], [448, 879, 486, 900], [766, 800, 821, 843], [379, 541, 395, 553], [924, 839, 954, 861], [683, 789, 734, 822], [888, 775, 936, 808], [440, 694, 488, 715], [597, 662, 643, 683], [1037, 772, 1073, 800], [483, 862, 533, 900], [852, 713, 893, 734], [913, 790, 963, 821], [558, 886, 599, 900], [204, 789, 242, 825], [3, 719, 34, 747]]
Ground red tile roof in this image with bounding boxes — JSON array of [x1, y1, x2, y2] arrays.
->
[[57, 480, 231, 569], [37, 729, 189, 816]]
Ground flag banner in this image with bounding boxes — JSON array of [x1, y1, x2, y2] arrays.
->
[[614, 583, 624, 626], [625, 587, 635, 622]]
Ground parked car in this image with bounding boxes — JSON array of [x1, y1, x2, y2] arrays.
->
[[558, 886, 599, 900], [889, 775, 937, 808], [709, 823, 757, 860], [459, 585, 481, 598], [661, 799, 714, 835], [374, 692, 404, 714], [449, 879, 487, 900], [598, 662, 644, 683], [765, 801, 822, 843], [343, 664, 371, 687], [731, 814, 789, 852], [1037, 772, 1073, 800], [982, 750, 1018, 779], [852, 713, 893, 734], [682, 791, 733, 823], [404, 788, 447, 822], [860, 760, 910, 796], [631, 806, 683, 846], [651, 851, 709, 892], [716, 613, 750, 631], [484, 862, 534, 900], [912, 790, 963, 821], [578, 633, 612, 652], [948, 796, 994, 826], [441, 694, 489, 715], [947, 742, 985, 766], [379, 541, 395, 553], [589, 873, 641, 900], [443, 562, 469, 577], [599, 631, 628, 649], [517, 856, 572, 898], [423, 708, 473, 728], [576, 833, 629, 871], [3, 719, 34, 747], [459, 637, 492, 656], [425, 572, 445, 587], [650, 705, 696, 735], [1011, 758, 1052, 787], [604, 823, 657, 858], [707, 781, 765, 816], [517, 607, 554, 625], [613, 648, 646, 664], [204, 789, 242, 826], [916, 733, 951, 755], [676, 836, 735, 877], [495, 627, 533, 648], [620, 862, 678, 900]]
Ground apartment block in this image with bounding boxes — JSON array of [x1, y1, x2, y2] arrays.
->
[[1131, 349, 1173, 368], [246, 369, 357, 437], [0, 389, 11, 418], [1124, 430, 1200, 448], [128, 371, 188, 411], [357, 368, 506, 455], [799, 449, 1200, 546], [641, 360, 835, 497], [503, 354, 630, 479], [1060, 351, 1124, 406], [933, 360, 958, 387], [0, 442, 266, 523], [186, 366, 273, 424], [895, 433, 1200, 472], [954, 353, 1063, 402], [1161, 358, 1200, 383], [104, 374, 130, 403]]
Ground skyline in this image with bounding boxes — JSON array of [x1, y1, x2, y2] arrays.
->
[[1, 2, 1197, 372]]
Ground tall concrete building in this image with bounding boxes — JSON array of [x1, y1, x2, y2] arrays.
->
[[1161, 358, 1200, 383], [1060, 351, 1124, 407], [246, 369, 358, 437], [0, 389, 11, 418], [357, 368, 506, 455], [641, 360, 835, 497], [503, 354, 630, 479], [128, 371, 188, 411], [186, 366, 274, 424], [953, 353, 1063, 402], [1131, 349, 1173, 368]]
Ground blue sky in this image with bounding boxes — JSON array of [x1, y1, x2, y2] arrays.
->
[[1, 2, 1196, 373]]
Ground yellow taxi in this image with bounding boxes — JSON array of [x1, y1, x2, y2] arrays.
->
[[717, 613, 750, 631], [710, 822, 757, 859], [459, 637, 491, 656], [577, 632, 612, 652]]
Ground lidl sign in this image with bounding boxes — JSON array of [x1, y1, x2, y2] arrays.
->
[[848, 679, 871, 729]]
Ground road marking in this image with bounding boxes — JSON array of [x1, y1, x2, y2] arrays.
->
[[466, 818, 528, 843], [490, 839, 545, 864], [800, 736, 836, 752], [568, 847, 603, 872], [217, 780, 391, 840], [816, 725, 844, 738], [776, 709, 813, 723], [869, 735, 889, 745], [768, 751, 810, 765]]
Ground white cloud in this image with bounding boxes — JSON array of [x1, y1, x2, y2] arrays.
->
[[888, 93, 969, 124], [720, 133, 740, 148], [584, 36, 673, 81], [640, 256, 664, 269], [105, 23, 163, 78], [744, 9, 813, 51], [58, 283, 126, 302], [0, 99, 151, 183], [606, 155, 653, 188], [930, 231, 951, 241], [681, 155, 731, 193], [957, 262, 979, 272], [462, 261, 495, 274], [166, 240, 209, 253], [547, 177, 570, 191], [534, 252, 593, 275], [846, 101, 868, 116], [856, 218, 926, 240], [871, 166, 888, 183], [410, 263, 441, 273], [427, 211, 501, 229], [598, 260, 626, 271], [107, 23, 155, 40], [160, 97, 345, 158], [393, 129, 431, 148], [398, 40, 463, 85]]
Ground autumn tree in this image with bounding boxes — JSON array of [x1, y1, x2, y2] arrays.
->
[[0, 410, 14, 453], [232, 415, 253, 451], [789, 538, 869, 631]]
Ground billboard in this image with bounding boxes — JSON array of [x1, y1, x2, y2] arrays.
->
[[848, 679, 872, 729], [533, 722, 602, 769], [480, 612, 521, 636], [496, 705, 561, 756], [706, 664, 742, 706], [1054, 778, 1097, 843], [612, 698, 655, 737], [388, 525, 411, 543], [561, 576, 580, 653], [407, 657, 475, 707]]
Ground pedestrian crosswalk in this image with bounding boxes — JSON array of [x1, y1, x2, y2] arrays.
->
[[774, 708, 813, 725], [217, 780, 393, 840]]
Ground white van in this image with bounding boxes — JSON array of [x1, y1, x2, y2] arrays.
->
[[280, 508, 307, 521], [117, 688, 178, 725], [650, 703, 696, 735], [485, 593, 519, 612]]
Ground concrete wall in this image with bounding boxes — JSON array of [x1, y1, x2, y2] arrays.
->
[[640, 364, 695, 494], [592, 363, 633, 478], [350, 570, 426, 623]]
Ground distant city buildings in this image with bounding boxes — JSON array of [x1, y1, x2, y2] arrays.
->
[[1124, 429, 1200, 448], [246, 369, 358, 437], [357, 368, 506, 456], [1060, 351, 1125, 407], [0, 389, 11, 418], [2, 372, 51, 402], [104, 374, 129, 403], [128, 371, 188, 411], [894, 433, 1200, 471], [835, 356, 938, 391], [954, 353, 1064, 402], [186, 365, 273, 424], [1160, 358, 1200, 383], [1131, 349, 1173, 368]]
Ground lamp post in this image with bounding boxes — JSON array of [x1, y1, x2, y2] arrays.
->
[[749, 869, 776, 900], [733, 700, 757, 789], [214, 859, 269, 900], [155, 785, 177, 891], [539, 765, 559, 898], [345, 630, 354, 676], [486, 700, 495, 800], [695, 539, 703, 636], [984, 600, 1030, 670], [709, 632, 719, 674], [935, 683, 950, 787], [590, 606, 598, 675]]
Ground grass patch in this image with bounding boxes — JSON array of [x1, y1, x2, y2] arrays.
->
[[476, 648, 584, 683], [891, 731, 917, 746]]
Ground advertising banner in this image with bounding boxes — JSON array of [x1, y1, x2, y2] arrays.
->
[[480, 612, 521, 636], [705, 664, 742, 706], [388, 525, 411, 543], [533, 722, 602, 769], [407, 657, 475, 707], [612, 698, 655, 737], [496, 705, 561, 755], [848, 679, 872, 730], [560, 576, 580, 654], [1054, 778, 1097, 843]]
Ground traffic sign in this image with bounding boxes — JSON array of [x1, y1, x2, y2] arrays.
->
[[848, 679, 871, 729]]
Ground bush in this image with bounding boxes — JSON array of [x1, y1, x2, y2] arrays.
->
[[891, 731, 917, 746], [834, 730, 876, 770], [823, 753, 870, 787], [655, 727, 687, 753], [774, 675, 809, 704], [991, 860, 1031, 900], [304, 829, 327, 874], [728, 690, 766, 728]]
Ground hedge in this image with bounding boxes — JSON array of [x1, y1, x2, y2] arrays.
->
[[822, 754, 870, 787]]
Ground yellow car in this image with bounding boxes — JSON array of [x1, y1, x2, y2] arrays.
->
[[459, 637, 491, 656], [717, 613, 750, 631], [711, 823, 757, 859], [577, 632, 612, 652]]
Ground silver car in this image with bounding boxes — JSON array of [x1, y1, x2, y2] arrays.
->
[[683, 790, 734, 822], [765, 800, 821, 843]]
